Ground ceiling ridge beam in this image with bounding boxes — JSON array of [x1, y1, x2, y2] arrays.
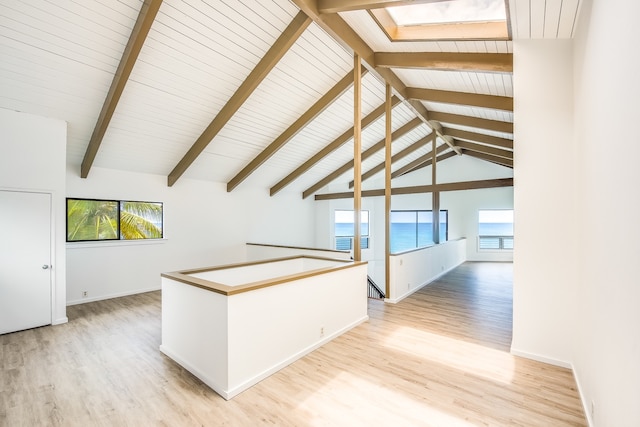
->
[[429, 111, 513, 134], [167, 11, 311, 187], [462, 149, 513, 168], [81, 0, 163, 178], [443, 127, 513, 149], [318, 0, 445, 13], [302, 117, 423, 198], [226, 68, 363, 192], [269, 96, 400, 196], [374, 52, 513, 73], [454, 139, 513, 160], [406, 87, 513, 111], [348, 132, 435, 188], [291, 0, 460, 154], [314, 177, 514, 200], [391, 143, 450, 178]]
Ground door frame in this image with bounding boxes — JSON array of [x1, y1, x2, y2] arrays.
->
[[1, 186, 58, 326]]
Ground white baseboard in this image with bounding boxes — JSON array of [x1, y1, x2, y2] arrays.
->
[[386, 261, 464, 304], [509, 347, 572, 368], [52, 316, 68, 325], [161, 315, 369, 401], [66, 286, 161, 306], [571, 363, 593, 427]]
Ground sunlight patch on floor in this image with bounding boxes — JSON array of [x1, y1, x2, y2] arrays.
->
[[298, 370, 478, 427], [382, 326, 515, 384]]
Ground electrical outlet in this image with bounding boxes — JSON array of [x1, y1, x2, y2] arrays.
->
[[407, 283, 410, 290], [591, 400, 595, 418], [320, 326, 324, 337], [82, 291, 88, 298]]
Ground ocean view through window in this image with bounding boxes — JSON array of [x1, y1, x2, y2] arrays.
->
[[334, 210, 369, 250], [390, 210, 448, 253], [478, 209, 513, 250]]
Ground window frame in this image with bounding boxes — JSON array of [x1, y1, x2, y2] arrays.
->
[[477, 209, 513, 251], [390, 209, 448, 253], [66, 197, 164, 243], [333, 209, 370, 251]]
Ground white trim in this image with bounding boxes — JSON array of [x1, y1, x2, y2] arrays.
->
[[384, 262, 462, 304], [161, 315, 369, 400], [66, 286, 161, 306], [66, 238, 168, 249], [572, 363, 594, 427], [509, 347, 572, 368]]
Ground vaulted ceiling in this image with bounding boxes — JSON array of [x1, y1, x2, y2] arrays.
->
[[0, 0, 582, 197]]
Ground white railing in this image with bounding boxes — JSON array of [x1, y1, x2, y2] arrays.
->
[[478, 235, 514, 250]]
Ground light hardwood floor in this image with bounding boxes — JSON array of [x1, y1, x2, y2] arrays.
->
[[0, 262, 586, 426]]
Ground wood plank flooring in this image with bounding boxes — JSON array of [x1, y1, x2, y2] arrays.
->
[[0, 262, 586, 426]]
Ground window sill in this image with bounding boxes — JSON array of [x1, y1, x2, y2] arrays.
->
[[66, 238, 168, 249]]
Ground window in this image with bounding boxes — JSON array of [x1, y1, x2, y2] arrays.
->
[[478, 209, 513, 250], [390, 210, 448, 253], [67, 198, 163, 242], [369, 0, 509, 42], [334, 210, 369, 250]]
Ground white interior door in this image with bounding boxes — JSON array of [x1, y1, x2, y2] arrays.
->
[[0, 190, 52, 334]]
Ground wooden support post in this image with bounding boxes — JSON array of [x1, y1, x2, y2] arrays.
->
[[384, 83, 392, 297], [353, 54, 362, 262], [432, 134, 440, 244]]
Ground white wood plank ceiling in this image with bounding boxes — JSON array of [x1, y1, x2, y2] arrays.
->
[[0, 0, 582, 197]]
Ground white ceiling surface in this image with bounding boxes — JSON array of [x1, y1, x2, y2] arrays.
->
[[1, 0, 574, 196]]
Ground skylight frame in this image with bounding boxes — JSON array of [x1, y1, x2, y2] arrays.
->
[[368, 0, 511, 42]]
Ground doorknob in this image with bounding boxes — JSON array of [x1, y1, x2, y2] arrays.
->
[[42, 265, 50, 270]]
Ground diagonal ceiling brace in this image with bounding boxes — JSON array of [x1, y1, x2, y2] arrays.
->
[[167, 11, 311, 187], [302, 117, 423, 198], [226, 68, 366, 192], [81, 0, 163, 178]]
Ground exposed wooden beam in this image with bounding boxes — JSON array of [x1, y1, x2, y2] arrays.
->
[[318, 0, 446, 13], [406, 87, 513, 111], [462, 149, 513, 168], [269, 96, 400, 196], [391, 143, 449, 178], [314, 177, 514, 200], [443, 127, 513, 149], [302, 118, 423, 198], [348, 132, 433, 188], [429, 111, 513, 134], [401, 150, 457, 176], [374, 52, 513, 73], [290, 0, 460, 154], [226, 69, 361, 192], [81, 0, 162, 178], [167, 11, 311, 187], [454, 140, 513, 160]]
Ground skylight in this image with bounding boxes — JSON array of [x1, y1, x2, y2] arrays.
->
[[368, 0, 510, 41], [387, 0, 507, 27]]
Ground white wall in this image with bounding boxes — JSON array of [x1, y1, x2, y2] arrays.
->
[[161, 261, 368, 399], [512, 39, 576, 366], [387, 238, 467, 303], [66, 166, 316, 304], [514, 2, 640, 424], [0, 108, 67, 325], [571, 1, 640, 425]]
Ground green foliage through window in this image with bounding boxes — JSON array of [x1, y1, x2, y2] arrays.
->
[[67, 198, 163, 242]]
